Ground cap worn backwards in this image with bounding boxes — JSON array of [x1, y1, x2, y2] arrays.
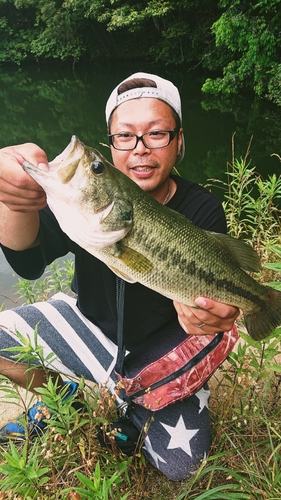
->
[[105, 72, 185, 164]]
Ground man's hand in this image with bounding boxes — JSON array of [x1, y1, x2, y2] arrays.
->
[[0, 143, 47, 212], [0, 143, 49, 250], [173, 297, 239, 335]]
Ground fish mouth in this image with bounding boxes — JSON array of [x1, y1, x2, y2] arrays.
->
[[22, 160, 50, 177], [21, 136, 81, 176], [23, 136, 87, 186]]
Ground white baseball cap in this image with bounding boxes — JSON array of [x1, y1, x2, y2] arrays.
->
[[105, 72, 185, 164]]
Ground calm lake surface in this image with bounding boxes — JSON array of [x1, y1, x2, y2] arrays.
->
[[0, 60, 280, 306]]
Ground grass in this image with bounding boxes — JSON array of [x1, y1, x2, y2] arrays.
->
[[0, 143, 280, 498]]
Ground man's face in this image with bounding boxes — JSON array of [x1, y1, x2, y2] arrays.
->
[[109, 98, 183, 196]]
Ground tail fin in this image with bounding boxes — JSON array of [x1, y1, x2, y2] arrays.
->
[[244, 287, 281, 341]]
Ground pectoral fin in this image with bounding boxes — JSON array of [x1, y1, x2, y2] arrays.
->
[[118, 246, 153, 273], [107, 246, 153, 282]]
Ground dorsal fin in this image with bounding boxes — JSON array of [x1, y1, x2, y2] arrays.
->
[[210, 232, 261, 272]]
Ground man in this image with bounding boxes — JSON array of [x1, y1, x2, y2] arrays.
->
[[0, 72, 238, 480]]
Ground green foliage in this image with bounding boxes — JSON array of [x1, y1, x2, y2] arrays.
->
[[0, 0, 220, 65], [0, 441, 50, 495], [92, 0, 220, 65], [208, 136, 281, 261], [72, 463, 129, 499], [264, 245, 281, 290], [0, 0, 105, 63], [92, 0, 174, 32], [3, 324, 58, 371], [267, 63, 281, 106], [15, 258, 74, 304], [0, 1, 36, 63], [202, 0, 281, 105]]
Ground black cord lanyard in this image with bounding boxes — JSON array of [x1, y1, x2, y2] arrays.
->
[[115, 276, 126, 375]]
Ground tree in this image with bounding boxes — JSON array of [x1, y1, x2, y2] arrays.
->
[[0, 0, 104, 64], [0, 0, 36, 63], [0, 0, 219, 65], [202, 0, 281, 105], [78, 0, 219, 65]]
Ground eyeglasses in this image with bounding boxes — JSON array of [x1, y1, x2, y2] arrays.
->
[[108, 127, 179, 151]]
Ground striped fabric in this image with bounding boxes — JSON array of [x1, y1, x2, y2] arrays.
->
[[0, 292, 118, 392]]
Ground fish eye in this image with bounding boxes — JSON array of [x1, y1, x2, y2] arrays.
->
[[91, 161, 104, 175]]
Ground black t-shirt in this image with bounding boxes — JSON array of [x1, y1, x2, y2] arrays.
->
[[1, 175, 226, 350]]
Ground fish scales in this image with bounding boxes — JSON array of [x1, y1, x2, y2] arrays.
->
[[102, 194, 268, 309], [22, 136, 281, 341]]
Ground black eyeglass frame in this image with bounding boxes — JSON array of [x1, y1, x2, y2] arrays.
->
[[108, 127, 179, 151]]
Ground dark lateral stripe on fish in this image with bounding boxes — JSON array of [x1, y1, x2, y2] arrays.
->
[[195, 265, 265, 308], [211, 278, 265, 307]]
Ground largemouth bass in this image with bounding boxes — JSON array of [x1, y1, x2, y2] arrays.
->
[[23, 136, 281, 341]]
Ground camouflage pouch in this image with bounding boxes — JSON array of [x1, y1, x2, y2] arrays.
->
[[116, 326, 239, 411]]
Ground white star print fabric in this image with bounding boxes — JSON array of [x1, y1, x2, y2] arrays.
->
[[130, 383, 212, 481], [161, 415, 199, 456]]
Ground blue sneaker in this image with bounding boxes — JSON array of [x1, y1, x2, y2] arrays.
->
[[0, 381, 78, 443]]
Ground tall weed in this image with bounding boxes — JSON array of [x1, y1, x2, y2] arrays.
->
[[208, 135, 281, 262]]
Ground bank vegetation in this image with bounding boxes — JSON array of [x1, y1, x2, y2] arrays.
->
[[1, 0, 281, 106]]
